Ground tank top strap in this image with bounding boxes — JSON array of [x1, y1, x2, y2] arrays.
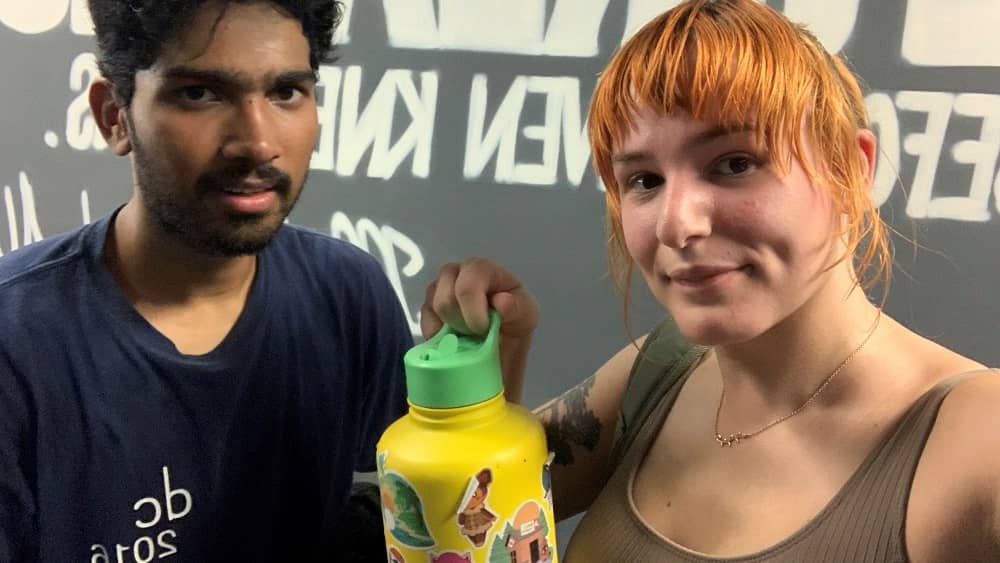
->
[[807, 369, 997, 558]]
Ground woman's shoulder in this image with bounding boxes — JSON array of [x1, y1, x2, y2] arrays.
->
[[906, 366, 1000, 557]]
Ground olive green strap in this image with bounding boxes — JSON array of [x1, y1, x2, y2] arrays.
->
[[608, 319, 707, 471]]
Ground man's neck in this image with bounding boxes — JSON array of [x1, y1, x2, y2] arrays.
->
[[104, 200, 257, 307]]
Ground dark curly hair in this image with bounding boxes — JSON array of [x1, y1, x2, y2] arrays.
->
[[88, 0, 342, 105]]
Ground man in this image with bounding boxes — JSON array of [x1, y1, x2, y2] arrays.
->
[[0, 1, 411, 560]]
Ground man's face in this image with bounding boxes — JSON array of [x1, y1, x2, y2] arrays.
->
[[124, 1, 319, 256]]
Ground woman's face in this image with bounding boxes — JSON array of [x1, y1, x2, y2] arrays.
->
[[613, 106, 844, 345]]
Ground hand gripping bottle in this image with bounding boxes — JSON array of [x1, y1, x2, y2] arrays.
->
[[376, 311, 557, 563]]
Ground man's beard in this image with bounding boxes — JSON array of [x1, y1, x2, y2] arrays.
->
[[130, 134, 303, 257]]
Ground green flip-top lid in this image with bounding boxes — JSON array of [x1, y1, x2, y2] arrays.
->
[[403, 310, 503, 409]]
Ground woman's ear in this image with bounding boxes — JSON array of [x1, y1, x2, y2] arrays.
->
[[89, 79, 132, 156], [856, 128, 878, 188]]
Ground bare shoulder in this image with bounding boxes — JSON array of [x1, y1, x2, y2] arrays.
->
[[533, 335, 647, 520], [908, 367, 1000, 560], [930, 367, 1000, 453]]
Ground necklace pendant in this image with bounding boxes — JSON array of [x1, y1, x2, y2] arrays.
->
[[715, 432, 745, 447]]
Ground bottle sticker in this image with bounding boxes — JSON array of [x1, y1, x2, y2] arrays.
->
[[487, 501, 555, 563], [378, 452, 436, 549], [429, 551, 473, 563], [387, 545, 406, 563], [542, 451, 555, 512], [456, 468, 498, 547]]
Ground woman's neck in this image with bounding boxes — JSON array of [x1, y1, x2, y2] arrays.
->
[[713, 268, 882, 414]]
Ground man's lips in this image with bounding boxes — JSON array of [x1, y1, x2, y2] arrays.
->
[[221, 179, 277, 195]]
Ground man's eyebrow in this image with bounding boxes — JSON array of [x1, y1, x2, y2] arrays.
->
[[161, 66, 318, 89], [274, 70, 320, 85]]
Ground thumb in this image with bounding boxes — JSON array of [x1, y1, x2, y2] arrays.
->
[[489, 290, 537, 338]]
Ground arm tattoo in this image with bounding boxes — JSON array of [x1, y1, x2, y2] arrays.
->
[[537, 376, 601, 467]]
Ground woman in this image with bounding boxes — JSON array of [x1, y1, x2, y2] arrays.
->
[[422, 0, 998, 560]]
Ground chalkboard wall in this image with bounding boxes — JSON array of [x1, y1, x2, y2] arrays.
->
[[2, 0, 999, 550]]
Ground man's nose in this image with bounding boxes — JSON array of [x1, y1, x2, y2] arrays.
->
[[220, 97, 280, 164]]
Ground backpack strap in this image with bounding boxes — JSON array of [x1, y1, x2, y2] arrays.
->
[[608, 319, 707, 471]]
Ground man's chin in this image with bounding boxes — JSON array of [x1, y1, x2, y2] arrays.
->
[[190, 218, 286, 257]]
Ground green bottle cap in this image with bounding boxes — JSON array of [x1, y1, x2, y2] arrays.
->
[[403, 310, 503, 409]]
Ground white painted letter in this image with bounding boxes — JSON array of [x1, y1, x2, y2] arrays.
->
[[946, 94, 1000, 221], [0, 0, 67, 34], [312, 65, 343, 172], [897, 91, 954, 219], [66, 52, 108, 152], [514, 77, 565, 186], [464, 75, 527, 183], [865, 92, 901, 207], [782, 0, 860, 53], [903, 0, 1000, 67]]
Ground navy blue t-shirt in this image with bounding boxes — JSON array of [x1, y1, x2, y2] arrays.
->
[[0, 213, 412, 562]]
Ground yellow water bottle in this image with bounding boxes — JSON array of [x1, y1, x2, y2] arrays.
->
[[376, 311, 557, 563]]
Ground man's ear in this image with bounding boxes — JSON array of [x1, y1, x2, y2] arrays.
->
[[856, 128, 877, 188], [89, 79, 132, 156]]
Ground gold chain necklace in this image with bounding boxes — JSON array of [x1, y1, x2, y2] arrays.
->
[[713, 326, 877, 448]]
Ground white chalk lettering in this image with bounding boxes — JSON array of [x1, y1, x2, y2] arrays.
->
[[465, 74, 524, 183], [0, 172, 44, 256], [81, 189, 91, 224], [866, 92, 901, 207], [0, 0, 92, 35], [465, 74, 591, 187], [329, 212, 424, 336], [66, 52, 108, 152], [623, 0, 858, 52], [782, 0, 860, 53], [948, 94, 1000, 222], [897, 91, 954, 219], [0, 0, 68, 34], [902, 0, 1000, 67], [383, 0, 610, 57], [332, 0, 354, 45], [331, 66, 437, 179], [312, 66, 343, 172]]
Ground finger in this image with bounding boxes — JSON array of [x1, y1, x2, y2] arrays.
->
[[489, 289, 539, 337], [453, 259, 494, 335], [431, 262, 473, 334], [420, 280, 444, 340]]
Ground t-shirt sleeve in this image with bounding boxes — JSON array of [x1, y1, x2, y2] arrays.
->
[[0, 349, 36, 562], [354, 259, 413, 472]]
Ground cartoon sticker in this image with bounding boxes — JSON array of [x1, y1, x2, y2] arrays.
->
[[456, 468, 498, 547], [387, 546, 406, 563], [429, 551, 473, 563], [487, 501, 554, 563], [378, 452, 436, 549], [541, 451, 554, 511]]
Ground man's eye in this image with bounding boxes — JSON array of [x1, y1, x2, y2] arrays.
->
[[625, 173, 663, 191], [178, 86, 218, 103], [272, 86, 304, 102], [712, 155, 758, 177]]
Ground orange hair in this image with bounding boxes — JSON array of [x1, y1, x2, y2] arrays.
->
[[589, 0, 890, 308]]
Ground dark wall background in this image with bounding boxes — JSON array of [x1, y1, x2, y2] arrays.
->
[[2, 0, 998, 551]]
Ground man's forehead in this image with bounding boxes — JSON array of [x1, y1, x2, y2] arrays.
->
[[151, 1, 309, 72]]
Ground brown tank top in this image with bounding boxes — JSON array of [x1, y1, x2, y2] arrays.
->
[[565, 360, 981, 562]]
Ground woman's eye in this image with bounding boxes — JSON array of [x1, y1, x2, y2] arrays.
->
[[625, 173, 663, 191], [712, 155, 758, 177]]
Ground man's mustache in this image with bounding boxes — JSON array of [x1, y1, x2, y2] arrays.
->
[[196, 164, 292, 194]]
